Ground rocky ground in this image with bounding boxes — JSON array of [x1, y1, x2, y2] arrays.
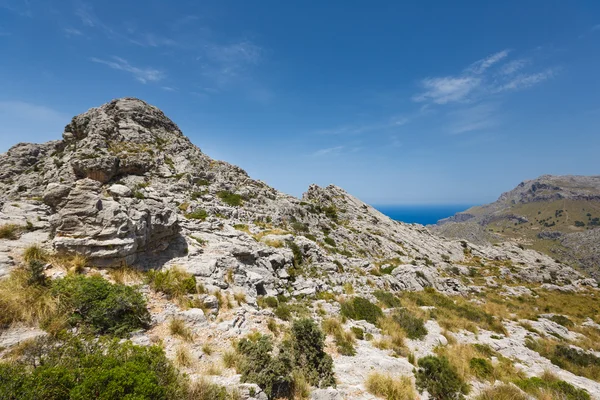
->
[[1, 98, 600, 399]]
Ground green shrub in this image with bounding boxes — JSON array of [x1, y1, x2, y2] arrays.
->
[[185, 209, 208, 220], [340, 297, 383, 325], [217, 191, 243, 206], [350, 326, 364, 340], [393, 309, 427, 340], [263, 296, 279, 308], [469, 358, 493, 379], [290, 319, 336, 388], [476, 384, 528, 400], [514, 376, 590, 400], [51, 275, 150, 336], [291, 222, 308, 232], [146, 268, 197, 300], [287, 241, 303, 267], [323, 237, 336, 247], [237, 319, 335, 399], [548, 314, 574, 328], [26, 260, 47, 287], [416, 355, 469, 400], [322, 206, 338, 222], [274, 304, 292, 321], [0, 335, 186, 400], [373, 291, 402, 308]]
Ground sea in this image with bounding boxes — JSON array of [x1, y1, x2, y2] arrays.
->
[[374, 205, 474, 226]]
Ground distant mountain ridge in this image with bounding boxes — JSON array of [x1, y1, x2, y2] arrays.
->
[[432, 175, 600, 280]]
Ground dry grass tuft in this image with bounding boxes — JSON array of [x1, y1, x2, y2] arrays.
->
[[169, 318, 194, 342], [109, 264, 144, 284], [0, 224, 20, 240], [222, 350, 240, 370], [175, 345, 194, 368], [0, 268, 58, 328], [365, 372, 417, 400], [476, 384, 528, 400], [23, 244, 48, 263]]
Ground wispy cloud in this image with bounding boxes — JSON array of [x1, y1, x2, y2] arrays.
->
[[448, 103, 498, 134], [312, 145, 345, 157], [90, 56, 164, 83], [75, 3, 179, 48], [198, 40, 262, 86], [499, 58, 530, 75], [413, 49, 557, 106], [493, 68, 557, 93], [466, 49, 510, 74], [63, 27, 83, 37], [161, 86, 177, 92], [0, 0, 32, 17], [315, 116, 409, 136], [412, 76, 481, 104], [592, 24, 600, 32]]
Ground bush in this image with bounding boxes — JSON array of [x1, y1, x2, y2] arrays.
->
[[323, 237, 336, 247], [290, 319, 336, 388], [287, 241, 303, 267], [514, 376, 590, 400], [549, 314, 574, 328], [416, 356, 469, 400], [0, 335, 186, 400], [237, 319, 335, 400], [373, 291, 402, 308], [51, 275, 150, 336], [340, 297, 383, 325], [26, 260, 47, 287], [274, 304, 292, 321], [146, 268, 197, 300], [263, 296, 279, 308], [184, 209, 208, 220], [217, 191, 243, 206], [469, 358, 493, 379], [393, 309, 427, 340], [366, 372, 416, 400], [350, 326, 364, 340]]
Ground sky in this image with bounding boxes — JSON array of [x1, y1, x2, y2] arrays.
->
[[1, 1, 599, 205]]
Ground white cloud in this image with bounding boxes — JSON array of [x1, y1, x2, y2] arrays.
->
[[161, 86, 177, 92], [312, 146, 344, 157], [63, 27, 83, 37], [414, 50, 557, 105], [466, 49, 510, 74], [493, 68, 557, 93], [90, 56, 164, 83], [199, 40, 262, 86], [315, 115, 409, 136], [448, 103, 498, 134], [413, 76, 481, 104], [499, 58, 530, 75]]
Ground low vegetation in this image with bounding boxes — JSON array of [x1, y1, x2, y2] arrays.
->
[[146, 267, 197, 303], [51, 274, 151, 336], [514, 372, 590, 400], [365, 372, 416, 400], [392, 308, 427, 340], [340, 296, 383, 325], [0, 224, 20, 240], [217, 191, 243, 207], [236, 318, 335, 399], [415, 355, 469, 400], [526, 338, 600, 382]]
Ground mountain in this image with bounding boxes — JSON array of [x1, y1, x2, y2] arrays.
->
[[1, 98, 599, 399], [432, 175, 600, 281]]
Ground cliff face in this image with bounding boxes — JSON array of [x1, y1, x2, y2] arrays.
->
[[432, 175, 600, 280], [1, 98, 599, 399]]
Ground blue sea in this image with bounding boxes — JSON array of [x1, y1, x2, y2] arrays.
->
[[374, 205, 474, 226]]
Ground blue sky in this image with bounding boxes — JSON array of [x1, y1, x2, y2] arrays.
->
[[1, 1, 599, 205]]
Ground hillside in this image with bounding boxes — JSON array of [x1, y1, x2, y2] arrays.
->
[[1, 98, 600, 399], [432, 175, 600, 281]]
